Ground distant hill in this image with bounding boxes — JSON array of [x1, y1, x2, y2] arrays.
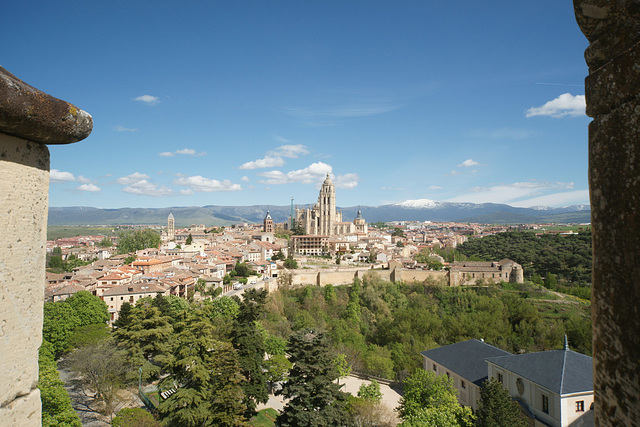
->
[[48, 200, 591, 226]]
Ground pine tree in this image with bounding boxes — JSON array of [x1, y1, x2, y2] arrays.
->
[[231, 289, 269, 416], [475, 378, 527, 427], [160, 311, 246, 426], [277, 329, 349, 427]]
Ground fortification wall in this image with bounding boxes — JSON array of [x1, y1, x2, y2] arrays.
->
[[396, 269, 448, 284]]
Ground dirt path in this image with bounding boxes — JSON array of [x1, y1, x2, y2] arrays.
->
[[57, 358, 145, 426], [57, 357, 111, 426]]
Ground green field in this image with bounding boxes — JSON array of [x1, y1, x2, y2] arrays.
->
[[249, 408, 278, 427], [47, 225, 119, 240]]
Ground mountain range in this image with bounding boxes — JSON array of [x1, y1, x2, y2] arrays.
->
[[48, 199, 591, 227]]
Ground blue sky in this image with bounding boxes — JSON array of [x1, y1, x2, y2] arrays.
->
[[3, 1, 590, 209]]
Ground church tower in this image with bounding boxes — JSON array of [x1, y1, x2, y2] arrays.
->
[[167, 213, 175, 240], [354, 208, 367, 234], [263, 210, 274, 233], [318, 173, 336, 235]]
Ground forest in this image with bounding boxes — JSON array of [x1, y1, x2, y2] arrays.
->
[[41, 270, 591, 426], [455, 231, 592, 285]]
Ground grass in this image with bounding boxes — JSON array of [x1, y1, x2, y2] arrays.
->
[[47, 225, 118, 240], [249, 408, 278, 427]]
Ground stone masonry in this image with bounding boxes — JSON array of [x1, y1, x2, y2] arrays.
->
[[0, 66, 92, 426], [574, 2, 640, 425]]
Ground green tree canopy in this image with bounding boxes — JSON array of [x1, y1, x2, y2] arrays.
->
[[283, 258, 298, 269], [277, 329, 349, 427], [397, 370, 474, 426], [66, 291, 109, 327], [159, 311, 246, 426], [475, 378, 527, 427], [117, 229, 161, 254]]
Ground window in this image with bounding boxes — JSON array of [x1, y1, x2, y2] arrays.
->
[[497, 373, 504, 384], [433, 363, 437, 372], [110, 297, 113, 301], [542, 395, 549, 414], [461, 380, 466, 389], [576, 401, 584, 412]]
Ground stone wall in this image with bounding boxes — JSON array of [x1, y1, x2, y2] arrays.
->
[[573, 2, 640, 425], [0, 134, 49, 425]]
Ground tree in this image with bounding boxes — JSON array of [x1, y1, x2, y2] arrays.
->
[[264, 354, 292, 393], [111, 408, 160, 427], [39, 340, 82, 427], [272, 249, 285, 261], [291, 219, 306, 236], [117, 229, 161, 254], [43, 301, 81, 358], [333, 353, 351, 385], [159, 312, 246, 426], [113, 305, 174, 378], [277, 329, 349, 427], [232, 289, 269, 416], [98, 236, 113, 247], [66, 291, 109, 327], [114, 302, 133, 329], [283, 257, 298, 269], [397, 370, 474, 426], [357, 380, 382, 401], [474, 378, 527, 427], [234, 262, 255, 277], [68, 338, 130, 421], [67, 323, 110, 348]]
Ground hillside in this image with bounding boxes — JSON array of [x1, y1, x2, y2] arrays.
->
[[48, 201, 591, 226]]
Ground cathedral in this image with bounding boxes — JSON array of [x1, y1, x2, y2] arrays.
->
[[294, 173, 367, 235]]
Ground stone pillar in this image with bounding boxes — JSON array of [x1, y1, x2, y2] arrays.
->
[[574, 2, 640, 425], [0, 66, 92, 426]]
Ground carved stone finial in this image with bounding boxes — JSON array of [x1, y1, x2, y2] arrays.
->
[[0, 66, 93, 144]]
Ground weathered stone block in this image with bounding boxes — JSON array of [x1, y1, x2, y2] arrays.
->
[[0, 391, 42, 427], [589, 101, 640, 426], [0, 133, 49, 424]]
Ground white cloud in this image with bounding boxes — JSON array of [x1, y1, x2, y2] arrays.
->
[[429, 185, 442, 190], [510, 189, 590, 207], [114, 125, 137, 132], [76, 175, 92, 184], [159, 148, 206, 157], [258, 162, 332, 185], [241, 176, 250, 182], [76, 183, 101, 192], [50, 169, 76, 182], [134, 95, 160, 105], [458, 159, 479, 168], [526, 93, 586, 118], [239, 155, 285, 170], [175, 148, 196, 155], [174, 175, 242, 192], [240, 144, 310, 170], [272, 144, 310, 158], [446, 181, 576, 205], [116, 172, 151, 185], [180, 189, 194, 195], [334, 173, 359, 189], [122, 180, 173, 196]]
